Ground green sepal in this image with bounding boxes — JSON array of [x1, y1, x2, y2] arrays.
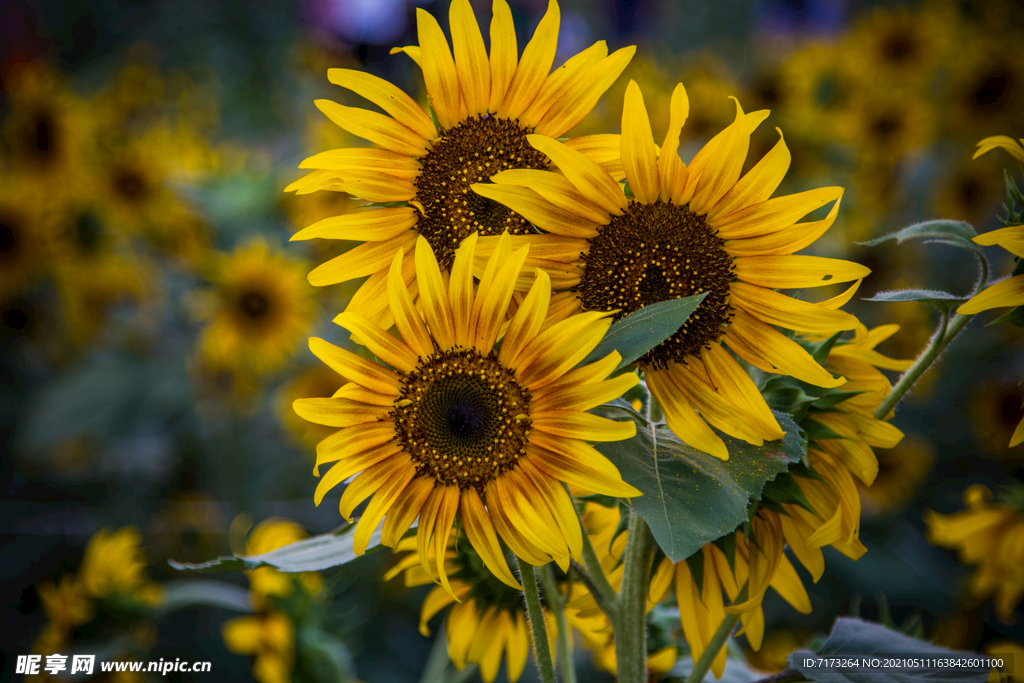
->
[[684, 550, 705, 595], [761, 472, 817, 515], [805, 331, 845, 365], [801, 417, 849, 443], [713, 533, 736, 574]]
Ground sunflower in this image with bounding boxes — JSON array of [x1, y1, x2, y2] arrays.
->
[[385, 534, 542, 683], [197, 240, 313, 376], [777, 41, 859, 145], [925, 485, 1024, 622], [78, 527, 164, 604], [288, 0, 635, 327], [473, 80, 866, 459], [841, 5, 948, 90], [0, 174, 54, 300], [944, 43, 1024, 137], [293, 232, 640, 591]]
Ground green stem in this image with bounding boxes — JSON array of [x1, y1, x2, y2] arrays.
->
[[684, 584, 748, 683], [873, 308, 974, 420], [541, 565, 576, 683], [516, 558, 558, 683], [615, 509, 654, 683]]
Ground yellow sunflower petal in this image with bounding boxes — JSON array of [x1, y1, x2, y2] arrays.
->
[[620, 80, 660, 204], [490, 169, 609, 223], [667, 362, 765, 446], [500, 0, 559, 120], [485, 479, 556, 566], [449, 231, 479, 347], [563, 134, 626, 181], [724, 190, 843, 257], [290, 207, 419, 243], [528, 134, 627, 214], [532, 410, 636, 442], [309, 337, 401, 395], [327, 68, 436, 141], [645, 368, 728, 460], [973, 225, 1024, 258], [688, 98, 749, 215], [771, 553, 812, 614], [521, 40, 608, 128], [446, 601, 477, 668], [334, 311, 419, 371], [734, 255, 870, 289], [472, 183, 600, 238], [294, 398, 390, 428], [524, 443, 641, 498], [729, 282, 859, 334], [418, 585, 457, 636], [299, 147, 422, 177], [433, 485, 461, 599], [725, 310, 845, 388], [660, 83, 690, 203], [309, 230, 416, 285], [779, 510, 825, 582], [416, 8, 462, 129], [534, 45, 636, 139], [512, 311, 611, 386], [488, 0, 517, 111], [314, 422, 396, 475], [414, 236, 457, 349], [506, 611, 530, 682], [387, 250, 434, 360], [498, 472, 570, 568], [315, 443, 401, 506], [974, 135, 1024, 164], [338, 452, 410, 521], [461, 488, 522, 589], [531, 372, 639, 413], [382, 475, 434, 547], [958, 275, 1024, 314], [1012, 416, 1024, 448], [475, 244, 530, 351], [701, 343, 785, 441], [708, 129, 790, 222], [354, 465, 418, 554], [315, 100, 428, 156], [499, 268, 551, 366], [416, 486, 445, 577], [449, 0, 490, 116], [390, 45, 422, 67], [478, 611, 510, 683], [518, 456, 584, 560], [716, 186, 843, 240]]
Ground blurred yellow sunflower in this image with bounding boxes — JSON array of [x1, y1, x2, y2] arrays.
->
[[240, 518, 324, 605], [78, 527, 163, 604], [223, 612, 296, 683], [386, 534, 541, 683], [197, 240, 313, 375], [841, 5, 948, 90], [861, 434, 934, 517], [474, 80, 865, 459], [277, 364, 342, 449], [926, 485, 1024, 622], [944, 44, 1024, 136], [294, 232, 640, 592], [288, 0, 635, 327], [0, 174, 54, 299]]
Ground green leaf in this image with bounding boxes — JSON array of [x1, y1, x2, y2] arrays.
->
[[577, 293, 708, 370], [595, 412, 807, 562], [298, 625, 357, 683], [169, 523, 384, 573], [864, 289, 971, 311], [762, 472, 817, 514], [811, 389, 870, 410], [859, 219, 982, 254], [762, 376, 822, 421], [790, 617, 991, 683], [802, 418, 849, 443], [805, 331, 845, 365]]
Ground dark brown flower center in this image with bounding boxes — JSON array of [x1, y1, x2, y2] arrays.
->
[[880, 30, 918, 65], [414, 115, 549, 270], [239, 291, 270, 319], [578, 200, 735, 368], [392, 347, 531, 492], [0, 213, 21, 260], [18, 107, 59, 167], [111, 166, 150, 203]]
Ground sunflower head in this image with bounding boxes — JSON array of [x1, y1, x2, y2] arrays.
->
[[295, 231, 639, 594], [198, 240, 313, 375]]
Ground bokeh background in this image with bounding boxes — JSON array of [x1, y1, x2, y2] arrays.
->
[[3, 0, 1024, 681]]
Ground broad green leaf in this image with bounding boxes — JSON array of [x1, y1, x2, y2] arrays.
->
[[595, 412, 806, 562], [859, 219, 982, 254], [790, 618, 990, 683], [577, 293, 708, 370], [169, 523, 384, 573], [864, 289, 971, 311]]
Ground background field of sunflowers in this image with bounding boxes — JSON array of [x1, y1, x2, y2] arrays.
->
[[3, 1, 1024, 682]]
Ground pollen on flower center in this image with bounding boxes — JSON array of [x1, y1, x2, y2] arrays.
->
[[578, 199, 735, 368], [392, 347, 531, 492], [414, 115, 549, 270]]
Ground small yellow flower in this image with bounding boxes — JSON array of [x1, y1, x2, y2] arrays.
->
[[36, 575, 92, 629], [926, 485, 1024, 622], [242, 518, 323, 604], [223, 612, 296, 683], [78, 527, 163, 604]]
